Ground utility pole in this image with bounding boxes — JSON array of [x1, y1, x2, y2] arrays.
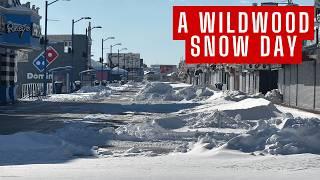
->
[[43, 1, 48, 96]]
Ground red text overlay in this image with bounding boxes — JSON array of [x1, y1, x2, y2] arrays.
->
[[173, 6, 315, 64]]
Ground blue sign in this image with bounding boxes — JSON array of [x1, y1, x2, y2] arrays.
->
[[0, 11, 41, 50], [32, 46, 59, 72], [33, 54, 48, 72]]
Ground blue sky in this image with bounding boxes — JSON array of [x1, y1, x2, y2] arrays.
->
[[21, 0, 314, 65]]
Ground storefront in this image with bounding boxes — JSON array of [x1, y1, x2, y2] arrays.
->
[[0, 1, 41, 104], [17, 34, 90, 98]]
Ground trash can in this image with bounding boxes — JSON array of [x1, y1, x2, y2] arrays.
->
[[101, 80, 107, 86], [215, 83, 223, 90], [74, 81, 81, 91], [94, 80, 100, 86], [54, 81, 63, 94]]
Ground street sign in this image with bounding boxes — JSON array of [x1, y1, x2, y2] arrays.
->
[[32, 46, 59, 72]]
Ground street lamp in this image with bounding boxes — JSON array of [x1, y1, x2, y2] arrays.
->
[[101, 37, 115, 84], [90, 26, 102, 30], [43, 0, 70, 96], [86, 25, 102, 70], [71, 16, 91, 91], [118, 48, 127, 75], [109, 43, 121, 68]]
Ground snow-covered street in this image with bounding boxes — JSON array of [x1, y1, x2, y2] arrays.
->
[[1, 82, 320, 179]]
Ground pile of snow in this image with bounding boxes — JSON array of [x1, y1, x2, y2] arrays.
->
[[265, 89, 283, 104], [44, 86, 111, 102], [226, 117, 320, 155], [115, 120, 194, 141], [44, 93, 99, 102], [176, 86, 214, 101], [0, 122, 113, 164], [176, 86, 197, 100], [135, 82, 181, 101], [187, 134, 218, 153], [135, 82, 215, 102], [0, 132, 87, 164], [223, 90, 264, 102], [215, 98, 282, 120], [223, 90, 247, 101], [186, 111, 250, 129], [77, 86, 111, 93], [169, 83, 192, 90]]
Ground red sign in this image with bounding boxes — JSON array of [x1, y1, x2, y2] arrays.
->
[[173, 6, 315, 64], [45, 46, 59, 63]]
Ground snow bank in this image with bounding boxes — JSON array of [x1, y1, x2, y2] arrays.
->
[[223, 90, 264, 102], [135, 82, 215, 102], [226, 117, 320, 155], [0, 132, 91, 164], [216, 98, 282, 120], [265, 89, 283, 104], [115, 120, 195, 141], [77, 86, 111, 93], [0, 123, 112, 164], [45, 86, 111, 102], [186, 110, 250, 129], [176, 86, 214, 101], [223, 90, 248, 101], [135, 82, 182, 101]]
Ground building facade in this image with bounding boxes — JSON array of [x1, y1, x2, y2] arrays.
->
[[0, 0, 41, 104], [17, 34, 90, 98]]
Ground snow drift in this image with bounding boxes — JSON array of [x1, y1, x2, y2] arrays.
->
[[77, 86, 111, 93], [265, 89, 283, 104], [135, 82, 214, 102], [226, 117, 320, 155], [135, 82, 181, 101], [44, 86, 111, 102], [0, 123, 112, 165], [176, 86, 214, 101], [215, 98, 282, 120], [185, 110, 250, 129]]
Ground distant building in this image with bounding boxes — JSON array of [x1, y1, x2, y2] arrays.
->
[[107, 53, 144, 81]]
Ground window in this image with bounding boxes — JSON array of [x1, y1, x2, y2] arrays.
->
[[64, 41, 72, 53]]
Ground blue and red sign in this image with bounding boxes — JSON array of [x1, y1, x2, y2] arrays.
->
[[33, 46, 59, 72]]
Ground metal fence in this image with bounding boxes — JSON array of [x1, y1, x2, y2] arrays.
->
[[21, 83, 53, 99]]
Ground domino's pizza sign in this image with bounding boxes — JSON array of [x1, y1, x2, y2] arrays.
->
[[32, 46, 59, 72]]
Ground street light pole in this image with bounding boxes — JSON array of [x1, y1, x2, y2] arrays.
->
[[108, 43, 121, 76], [117, 48, 127, 76], [117, 49, 120, 74], [101, 38, 104, 83], [87, 25, 102, 70], [101, 37, 115, 84], [43, 1, 48, 96], [71, 16, 91, 91], [43, 0, 70, 96]]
